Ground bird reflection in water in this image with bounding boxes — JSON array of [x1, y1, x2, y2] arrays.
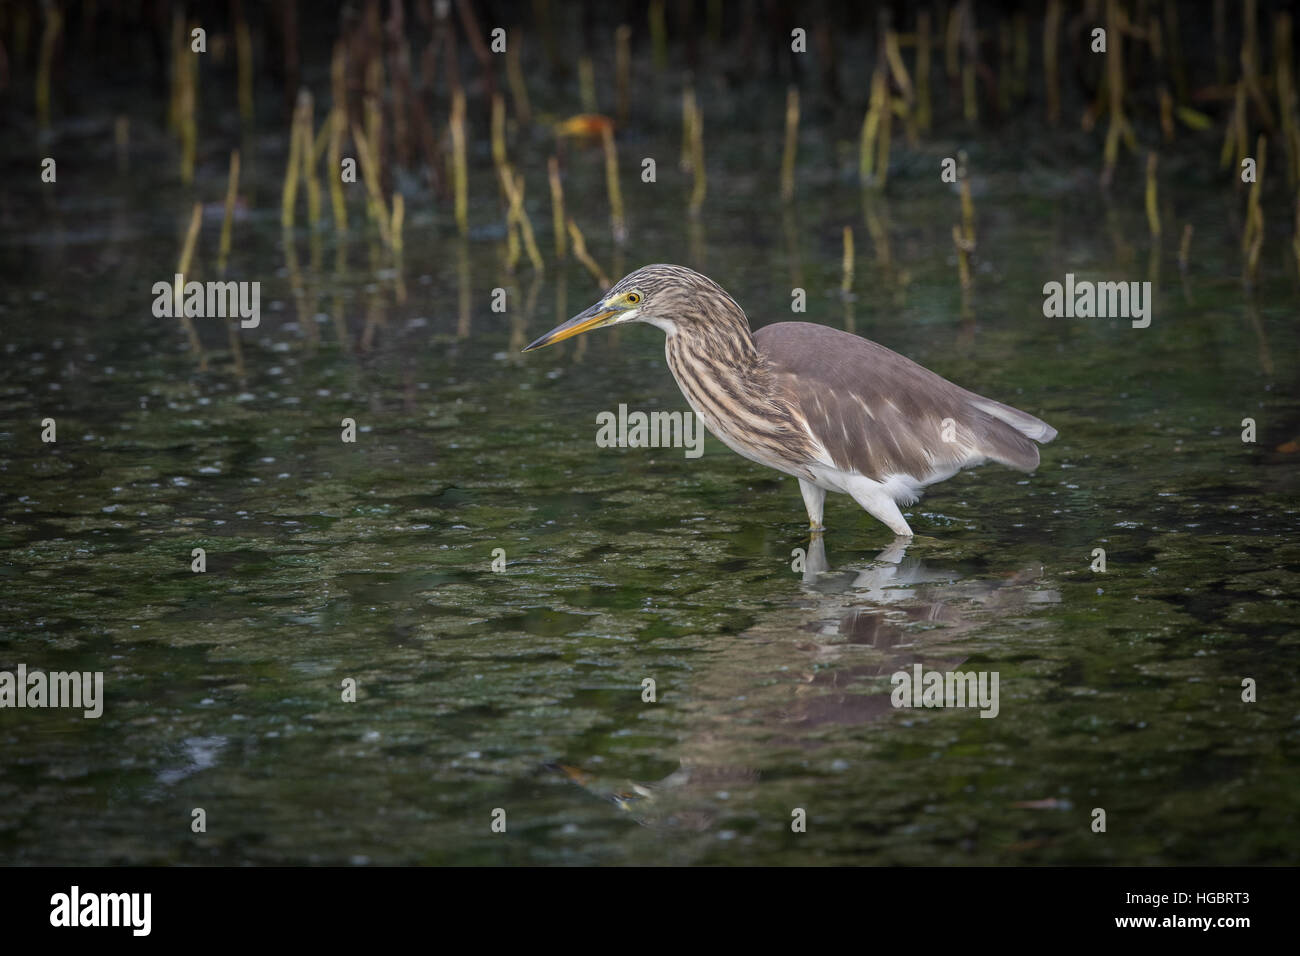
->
[[550, 535, 1060, 829]]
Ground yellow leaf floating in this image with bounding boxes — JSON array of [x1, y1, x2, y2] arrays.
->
[[1175, 106, 1213, 131], [555, 113, 614, 139]]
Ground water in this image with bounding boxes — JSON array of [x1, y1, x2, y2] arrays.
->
[[2, 112, 1298, 865]]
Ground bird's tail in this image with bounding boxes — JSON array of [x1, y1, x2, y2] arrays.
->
[[970, 398, 1057, 443], [966, 398, 1057, 473]]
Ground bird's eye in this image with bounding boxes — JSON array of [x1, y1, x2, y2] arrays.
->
[[626, 292, 641, 304]]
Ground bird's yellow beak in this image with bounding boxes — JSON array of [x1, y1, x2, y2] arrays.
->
[[523, 300, 618, 351]]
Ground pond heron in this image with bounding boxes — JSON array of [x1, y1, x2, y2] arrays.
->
[[524, 264, 1056, 537]]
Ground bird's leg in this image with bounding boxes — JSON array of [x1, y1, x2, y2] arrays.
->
[[843, 478, 914, 537], [798, 479, 826, 532], [874, 539, 910, 565], [802, 531, 829, 581]]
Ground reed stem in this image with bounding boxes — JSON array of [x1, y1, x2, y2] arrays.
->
[[1292, 197, 1300, 279], [959, 151, 975, 246], [688, 98, 706, 217], [953, 152, 975, 290], [916, 12, 932, 132], [512, 172, 545, 272], [506, 29, 532, 126], [391, 193, 404, 257], [282, 93, 304, 229], [1178, 223, 1194, 274], [35, 3, 62, 131], [860, 66, 886, 186], [841, 227, 854, 296], [960, 0, 977, 123], [649, 0, 667, 71], [491, 91, 508, 201], [451, 89, 468, 237], [176, 203, 206, 369], [953, 224, 972, 289], [1145, 152, 1161, 240], [179, 27, 197, 184], [548, 156, 566, 261], [300, 92, 321, 228], [329, 42, 348, 231], [1276, 14, 1297, 188], [1243, 134, 1266, 288], [602, 123, 626, 244], [780, 86, 799, 202], [218, 149, 240, 275], [567, 217, 610, 288], [350, 119, 392, 246], [681, 83, 697, 173], [1100, 0, 1125, 186], [1044, 0, 1061, 126]]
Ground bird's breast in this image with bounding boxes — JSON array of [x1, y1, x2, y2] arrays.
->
[[663, 337, 822, 479]]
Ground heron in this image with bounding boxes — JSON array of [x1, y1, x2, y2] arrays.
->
[[523, 264, 1056, 538]]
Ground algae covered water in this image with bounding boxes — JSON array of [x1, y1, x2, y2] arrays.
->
[[1, 1, 1298, 867]]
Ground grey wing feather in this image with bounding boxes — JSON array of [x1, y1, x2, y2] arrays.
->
[[754, 322, 1056, 483]]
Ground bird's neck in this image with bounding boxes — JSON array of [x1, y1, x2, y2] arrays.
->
[[664, 309, 765, 394], [663, 317, 819, 474]]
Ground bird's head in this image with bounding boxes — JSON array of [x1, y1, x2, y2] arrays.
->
[[522, 264, 746, 351]]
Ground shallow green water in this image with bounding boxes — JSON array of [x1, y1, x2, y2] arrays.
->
[[2, 113, 1298, 864]]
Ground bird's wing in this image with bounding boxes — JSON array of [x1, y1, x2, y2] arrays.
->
[[755, 322, 1054, 485]]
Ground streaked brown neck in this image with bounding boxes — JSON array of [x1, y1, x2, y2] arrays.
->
[[661, 301, 819, 472], [671, 305, 761, 371]]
